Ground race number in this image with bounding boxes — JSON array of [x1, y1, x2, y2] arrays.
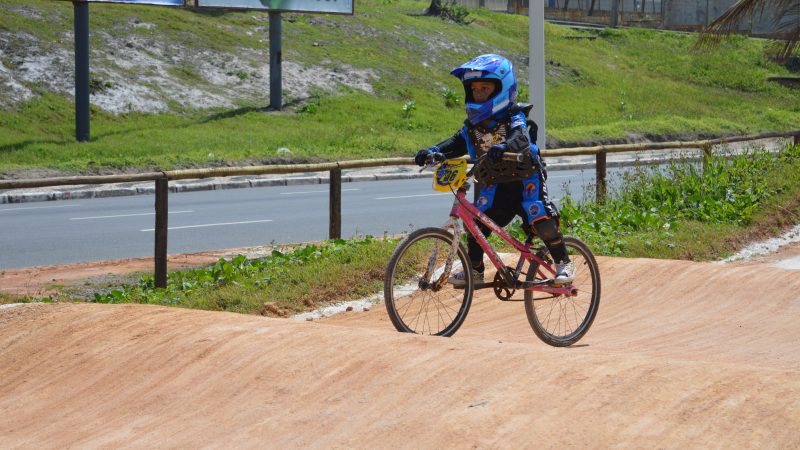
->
[[433, 160, 467, 192]]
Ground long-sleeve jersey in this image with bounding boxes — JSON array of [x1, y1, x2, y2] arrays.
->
[[433, 108, 532, 161]]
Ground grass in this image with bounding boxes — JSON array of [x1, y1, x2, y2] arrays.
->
[[0, 0, 798, 174], [552, 142, 800, 259], [78, 237, 396, 316]]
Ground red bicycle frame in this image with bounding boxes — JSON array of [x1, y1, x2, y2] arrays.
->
[[446, 182, 575, 295]]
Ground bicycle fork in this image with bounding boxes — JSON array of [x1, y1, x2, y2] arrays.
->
[[420, 217, 464, 291]]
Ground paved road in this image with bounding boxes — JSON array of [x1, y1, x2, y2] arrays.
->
[[0, 167, 614, 269], [4, 134, 788, 270]]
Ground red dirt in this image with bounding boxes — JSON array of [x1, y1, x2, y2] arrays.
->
[[1, 246, 800, 447]]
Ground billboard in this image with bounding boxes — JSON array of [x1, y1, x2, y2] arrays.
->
[[66, 0, 184, 5], [194, 0, 353, 14]]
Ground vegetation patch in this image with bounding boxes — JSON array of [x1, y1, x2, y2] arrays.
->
[[77, 237, 396, 316], [554, 143, 800, 259]]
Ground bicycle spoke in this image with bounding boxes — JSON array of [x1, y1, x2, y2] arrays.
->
[[524, 237, 601, 346], [385, 228, 473, 336]]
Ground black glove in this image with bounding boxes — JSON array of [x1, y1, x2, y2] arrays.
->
[[487, 144, 506, 162], [415, 148, 433, 166], [430, 152, 446, 164]]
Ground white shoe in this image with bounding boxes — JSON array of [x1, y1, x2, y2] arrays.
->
[[448, 269, 484, 286], [554, 261, 575, 284]]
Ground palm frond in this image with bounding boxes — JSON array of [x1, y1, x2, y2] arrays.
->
[[695, 0, 800, 60]]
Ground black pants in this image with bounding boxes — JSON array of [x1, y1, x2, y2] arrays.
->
[[467, 182, 568, 271]]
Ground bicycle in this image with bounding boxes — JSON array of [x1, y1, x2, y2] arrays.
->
[[383, 152, 601, 347]]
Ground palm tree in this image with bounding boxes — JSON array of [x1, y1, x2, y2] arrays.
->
[[698, 0, 800, 61]]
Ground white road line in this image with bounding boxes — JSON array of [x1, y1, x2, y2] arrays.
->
[[375, 193, 450, 200], [0, 204, 81, 212], [281, 188, 360, 195], [70, 210, 194, 220], [140, 219, 273, 232]]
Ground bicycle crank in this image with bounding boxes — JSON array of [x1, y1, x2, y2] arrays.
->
[[492, 270, 516, 301]]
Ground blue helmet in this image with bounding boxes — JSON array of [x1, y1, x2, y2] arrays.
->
[[450, 54, 518, 125]]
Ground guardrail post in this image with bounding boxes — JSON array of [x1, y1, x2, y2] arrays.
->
[[329, 168, 342, 239], [794, 134, 799, 146], [595, 150, 607, 204], [154, 177, 169, 289]]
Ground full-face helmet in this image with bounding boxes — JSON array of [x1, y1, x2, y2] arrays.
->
[[450, 54, 518, 125]]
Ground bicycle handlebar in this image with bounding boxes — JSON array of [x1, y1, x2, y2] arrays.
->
[[419, 152, 529, 178], [464, 152, 527, 178], [468, 152, 526, 164]]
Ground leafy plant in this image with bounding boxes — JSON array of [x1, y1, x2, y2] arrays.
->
[[442, 88, 460, 108], [555, 144, 800, 256], [426, 0, 474, 25], [401, 99, 417, 119], [89, 237, 395, 314]]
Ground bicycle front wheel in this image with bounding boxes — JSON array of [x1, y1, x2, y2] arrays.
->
[[384, 227, 473, 337], [524, 236, 601, 347]]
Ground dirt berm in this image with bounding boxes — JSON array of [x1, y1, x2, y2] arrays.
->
[[2, 253, 799, 448]]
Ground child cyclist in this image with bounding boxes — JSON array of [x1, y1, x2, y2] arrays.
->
[[414, 54, 575, 285]]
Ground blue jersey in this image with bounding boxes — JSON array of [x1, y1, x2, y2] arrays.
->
[[431, 108, 557, 223]]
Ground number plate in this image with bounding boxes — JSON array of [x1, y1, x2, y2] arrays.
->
[[433, 160, 467, 192]]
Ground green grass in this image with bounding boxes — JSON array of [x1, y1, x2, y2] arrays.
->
[[553, 143, 800, 259], [78, 237, 396, 315], [0, 0, 798, 173]]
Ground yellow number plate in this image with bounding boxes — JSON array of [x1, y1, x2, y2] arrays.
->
[[433, 159, 467, 192]]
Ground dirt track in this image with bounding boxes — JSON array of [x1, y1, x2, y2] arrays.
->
[[2, 249, 800, 448]]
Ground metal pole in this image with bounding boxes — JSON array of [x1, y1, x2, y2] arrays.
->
[[269, 11, 282, 110], [329, 168, 342, 239], [73, 0, 90, 142], [154, 177, 169, 289], [595, 150, 607, 204], [529, 0, 546, 147], [610, 0, 619, 27]]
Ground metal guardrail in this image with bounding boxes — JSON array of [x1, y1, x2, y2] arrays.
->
[[2, 131, 798, 287]]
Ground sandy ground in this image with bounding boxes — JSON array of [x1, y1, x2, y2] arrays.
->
[[1, 244, 800, 448]]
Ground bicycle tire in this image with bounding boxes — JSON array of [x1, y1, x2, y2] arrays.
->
[[524, 236, 601, 347], [384, 227, 474, 337]]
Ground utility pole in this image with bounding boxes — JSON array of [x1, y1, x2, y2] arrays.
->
[[269, 11, 282, 110], [529, 0, 546, 147], [73, 0, 90, 142], [611, 0, 619, 27]]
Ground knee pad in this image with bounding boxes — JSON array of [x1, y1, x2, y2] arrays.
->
[[533, 218, 562, 245]]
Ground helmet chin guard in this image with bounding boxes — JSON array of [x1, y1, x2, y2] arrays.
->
[[451, 54, 518, 125]]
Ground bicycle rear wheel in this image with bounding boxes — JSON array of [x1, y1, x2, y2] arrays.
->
[[524, 236, 601, 347], [384, 227, 473, 337]]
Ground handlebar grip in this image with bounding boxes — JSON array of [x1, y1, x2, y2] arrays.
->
[[502, 152, 525, 163], [468, 152, 525, 164]]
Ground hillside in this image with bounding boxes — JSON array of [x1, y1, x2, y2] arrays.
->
[[0, 0, 798, 174]]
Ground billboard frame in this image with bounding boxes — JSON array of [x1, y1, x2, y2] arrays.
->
[[192, 0, 354, 15]]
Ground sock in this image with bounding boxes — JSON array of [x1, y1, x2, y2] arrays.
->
[[472, 261, 485, 274]]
